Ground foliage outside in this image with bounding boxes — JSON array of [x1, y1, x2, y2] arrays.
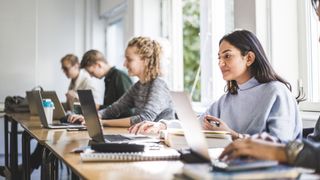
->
[[183, 0, 201, 101]]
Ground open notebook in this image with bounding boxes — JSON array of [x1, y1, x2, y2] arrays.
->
[[80, 148, 180, 162]]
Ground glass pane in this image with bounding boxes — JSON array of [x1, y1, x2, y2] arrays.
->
[[183, 0, 200, 101], [106, 19, 125, 70], [309, 7, 320, 102]]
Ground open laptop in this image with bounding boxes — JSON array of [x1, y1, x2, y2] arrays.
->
[[77, 89, 158, 143], [27, 91, 66, 119], [33, 90, 85, 129], [171, 91, 278, 171]]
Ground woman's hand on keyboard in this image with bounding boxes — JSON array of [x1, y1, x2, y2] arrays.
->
[[68, 114, 85, 125], [128, 121, 166, 135]]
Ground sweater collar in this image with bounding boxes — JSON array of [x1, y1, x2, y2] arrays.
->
[[238, 77, 260, 91]]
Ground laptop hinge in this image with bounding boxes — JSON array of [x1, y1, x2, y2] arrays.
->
[[179, 148, 211, 164]]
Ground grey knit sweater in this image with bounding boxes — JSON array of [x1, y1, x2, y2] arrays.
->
[[98, 77, 175, 125]]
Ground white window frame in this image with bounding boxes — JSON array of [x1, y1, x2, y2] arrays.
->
[[166, 0, 232, 106], [101, 2, 127, 70], [200, 0, 228, 106], [298, 0, 320, 111]]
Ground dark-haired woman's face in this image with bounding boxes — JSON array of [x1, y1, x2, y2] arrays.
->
[[218, 40, 252, 84]]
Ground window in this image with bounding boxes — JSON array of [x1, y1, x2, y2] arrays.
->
[[308, 3, 320, 102], [299, 0, 320, 111], [183, 0, 200, 101], [164, 0, 234, 104], [106, 19, 125, 70]]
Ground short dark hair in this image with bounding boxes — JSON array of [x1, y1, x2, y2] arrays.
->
[[219, 30, 291, 94], [80, 50, 107, 68], [60, 54, 79, 66]]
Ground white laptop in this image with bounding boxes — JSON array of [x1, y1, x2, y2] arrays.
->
[[33, 90, 85, 129], [27, 91, 66, 119], [170, 91, 278, 171]]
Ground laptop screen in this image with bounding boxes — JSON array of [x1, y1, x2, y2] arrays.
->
[[32, 90, 49, 128], [78, 90, 105, 143], [170, 91, 211, 161]]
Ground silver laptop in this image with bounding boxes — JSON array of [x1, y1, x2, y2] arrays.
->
[[78, 90, 158, 143], [33, 90, 85, 129], [27, 91, 66, 119], [171, 91, 278, 171]]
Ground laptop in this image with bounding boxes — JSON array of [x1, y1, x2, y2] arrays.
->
[[27, 91, 66, 119], [170, 91, 278, 171], [32, 90, 85, 129], [77, 89, 159, 143]]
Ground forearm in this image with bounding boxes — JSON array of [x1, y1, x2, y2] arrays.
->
[[294, 140, 320, 172], [102, 118, 131, 127]]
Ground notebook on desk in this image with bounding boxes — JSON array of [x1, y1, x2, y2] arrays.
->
[[32, 90, 85, 129], [80, 148, 180, 162], [77, 89, 159, 143], [170, 91, 281, 171]]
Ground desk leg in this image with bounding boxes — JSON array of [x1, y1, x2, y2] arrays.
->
[[4, 115, 8, 167], [49, 153, 58, 180], [22, 131, 31, 180], [41, 147, 49, 180], [9, 116, 18, 180], [71, 171, 79, 180], [41, 149, 58, 180]]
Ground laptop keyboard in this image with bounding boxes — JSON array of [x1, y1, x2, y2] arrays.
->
[[50, 122, 82, 127], [104, 134, 133, 142]]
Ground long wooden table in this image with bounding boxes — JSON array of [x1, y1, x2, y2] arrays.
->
[[5, 113, 183, 179]]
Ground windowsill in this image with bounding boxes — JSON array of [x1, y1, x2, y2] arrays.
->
[[300, 111, 319, 128]]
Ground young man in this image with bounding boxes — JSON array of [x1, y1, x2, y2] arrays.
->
[[80, 50, 133, 110], [219, 0, 320, 172], [61, 54, 104, 110]]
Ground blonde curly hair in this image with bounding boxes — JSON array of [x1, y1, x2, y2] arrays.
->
[[127, 36, 162, 83]]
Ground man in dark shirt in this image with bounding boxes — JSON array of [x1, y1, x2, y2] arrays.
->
[[80, 49, 133, 112]]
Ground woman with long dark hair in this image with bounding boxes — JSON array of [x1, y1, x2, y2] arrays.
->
[[219, 0, 320, 172]]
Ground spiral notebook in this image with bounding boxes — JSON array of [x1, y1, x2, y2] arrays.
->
[[80, 149, 181, 162]]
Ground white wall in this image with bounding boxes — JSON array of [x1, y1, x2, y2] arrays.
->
[[0, 0, 103, 102], [0, 0, 37, 102]]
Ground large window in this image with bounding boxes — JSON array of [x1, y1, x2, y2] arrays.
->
[[299, 0, 320, 111], [308, 3, 320, 102], [106, 19, 125, 70], [183, 0, 200, 101], [180, 0, 234, 103]]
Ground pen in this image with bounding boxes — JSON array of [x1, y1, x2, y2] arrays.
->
[[67, 128, 87, 131], [209, 121, 220, 127]]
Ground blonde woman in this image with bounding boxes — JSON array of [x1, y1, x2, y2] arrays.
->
[[69, 37, 175, 127]]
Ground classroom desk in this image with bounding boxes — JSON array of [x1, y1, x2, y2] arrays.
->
[[45, 136, 183, 179], [4, 113, 184, 180]]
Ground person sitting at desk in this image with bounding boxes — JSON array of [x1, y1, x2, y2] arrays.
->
[[0, 52, 131, 177], [218, 0, 320, 172], [80, 49, 133, 111], [129, 30, 302, 143], [61, 54, 104, 110], [68, 36, 175, 127]]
